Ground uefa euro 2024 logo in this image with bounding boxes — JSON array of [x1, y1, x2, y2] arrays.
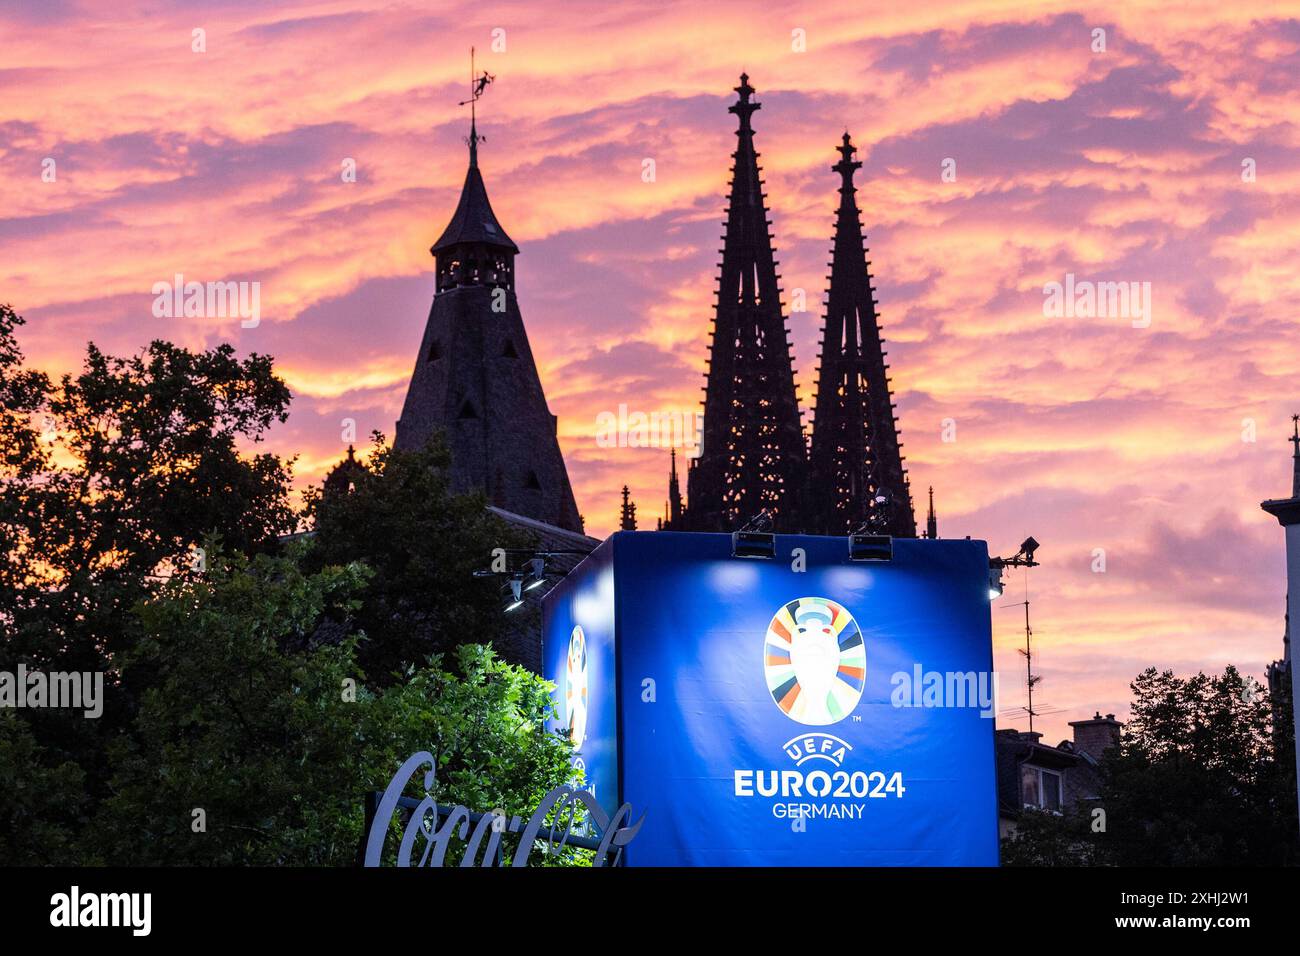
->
[[740, 597, 903, 816], [566, 625, 589, 748], [764, 597, 865, 726]]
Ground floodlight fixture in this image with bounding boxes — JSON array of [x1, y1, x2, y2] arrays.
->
[[988, 565, 1005, 601], [524, 557, 547, 591], [732, 511, 776, 558], [849, 532, 893, 562], [504, 576, 524, 612]]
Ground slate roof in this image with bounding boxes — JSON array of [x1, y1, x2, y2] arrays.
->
[[430, 163, 518, 255]]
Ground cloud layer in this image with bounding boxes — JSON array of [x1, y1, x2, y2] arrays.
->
[[4, 0, 1299, 743]]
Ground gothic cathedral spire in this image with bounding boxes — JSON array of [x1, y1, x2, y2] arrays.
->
[[808, 133, 915, 537], [619, 485, 638, 531], [684, 74, 807, 532]]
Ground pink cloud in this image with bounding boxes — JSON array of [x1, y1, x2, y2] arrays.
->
[[3, 1, 1299, 745]]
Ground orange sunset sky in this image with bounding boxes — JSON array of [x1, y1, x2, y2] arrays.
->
[[3, 0, 1300, 743]]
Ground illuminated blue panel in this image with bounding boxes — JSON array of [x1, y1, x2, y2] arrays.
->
[[544, 531, 998, 866], [541, 539, 619, 819]]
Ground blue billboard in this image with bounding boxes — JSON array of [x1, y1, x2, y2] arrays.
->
[[541, 542, 620, 818], [543, 531, 998, 866]]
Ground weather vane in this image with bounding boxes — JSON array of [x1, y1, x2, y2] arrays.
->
[[457, 46, 495, 151]]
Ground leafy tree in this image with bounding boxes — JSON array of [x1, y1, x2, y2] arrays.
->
[[0, 305, 298, 821], [0, 711, 88, 865], [1096, 666, 1297, 866], [0, 310, 577, 865], [96, 548, 575, 866], [302, 432, 534, 683], [1000, 665, 1297, 866], [0, 305, 53, 544], [1000, 805, 1099, 866], [0, 305, 296, 673], [1, 310, 574, 865], [2, 322, 295, 674]]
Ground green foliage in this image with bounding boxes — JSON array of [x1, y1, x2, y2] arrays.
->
[[0, 308, 575, 866], [0, 711, 88, 865], [370, 643, 576, 821], [0, 305, 52, 486], [1000, 806, 1099, 866], [0, 305, 296, 678], [1095, 666, 1297, 866], [0, 306, 300, 857], [1000, 666, 1298, 866], [302, 431, 533, 683], [95, 549, 575, 865]]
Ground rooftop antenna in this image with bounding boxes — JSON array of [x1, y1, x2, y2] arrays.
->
[[1290, 413, 1300, 497], [1001, 594, 1041, 735], [990, 537, 1045, 733]]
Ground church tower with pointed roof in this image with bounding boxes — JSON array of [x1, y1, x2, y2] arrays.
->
[[807, 133, 915, 537], [394, 105, 583, 533], [679, 74, 807, 532]]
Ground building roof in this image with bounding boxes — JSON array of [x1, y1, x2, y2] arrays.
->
[[486, 505, 599, 551], [430, 161, 518, 256], [995, 729, 1102, 817]]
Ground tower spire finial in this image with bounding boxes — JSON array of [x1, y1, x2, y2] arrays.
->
[[833, 131, 862, 192], [1290, 413, 1300, 498], [664, 446, 683, 527], [458, 46, 495, 168], [730, 73, 759, 130]]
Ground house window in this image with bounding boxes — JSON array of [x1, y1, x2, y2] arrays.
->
[[1021, 765, 1062, 812]]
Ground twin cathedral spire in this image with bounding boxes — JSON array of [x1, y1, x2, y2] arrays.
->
[[661, 75, 922, 538]]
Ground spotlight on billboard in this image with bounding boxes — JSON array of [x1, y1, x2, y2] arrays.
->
[[731, 530, 776, 559], [504, 576, 524, 612], [987, 565, 1004, 600], [848, 532, 892, 561], [524, 557, 547, 591]]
